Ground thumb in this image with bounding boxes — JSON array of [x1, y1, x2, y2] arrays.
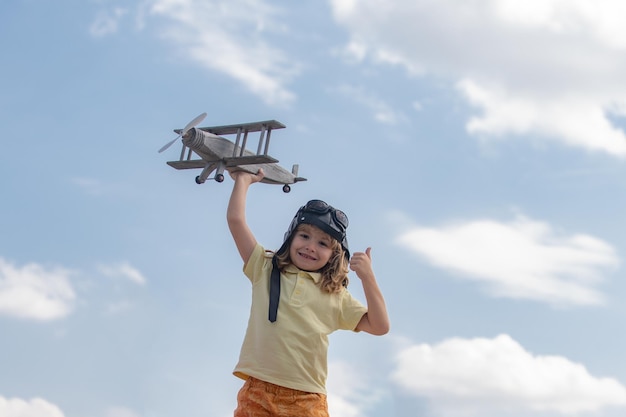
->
[[365, 247, 372, 258]]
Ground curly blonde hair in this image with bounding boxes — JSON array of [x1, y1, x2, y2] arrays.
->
[[274, 224, 349, 293]]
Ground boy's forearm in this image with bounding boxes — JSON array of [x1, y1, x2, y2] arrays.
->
[[361, 275, 390, 335], [227, 171, 263, 227], [227, 177, 250, 226], [227, 176, 257, 263]]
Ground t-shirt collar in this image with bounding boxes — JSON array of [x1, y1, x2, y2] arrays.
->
[[284, 264, 322, 284]]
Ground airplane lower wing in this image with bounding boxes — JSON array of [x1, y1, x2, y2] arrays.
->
[[166, 160, 209, 170], [167, 155, 278, 170], [224, 155, 278, 166], [167, 160, 220, 184]]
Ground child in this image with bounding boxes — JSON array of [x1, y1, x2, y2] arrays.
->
[[227, 168, 390, 417]]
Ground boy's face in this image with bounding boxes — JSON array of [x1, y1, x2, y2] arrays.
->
[[289, 224, 334, 272]]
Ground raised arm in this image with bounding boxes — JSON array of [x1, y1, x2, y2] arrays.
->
[[226, 169, 265, 264], [350, 247, 390, 336]]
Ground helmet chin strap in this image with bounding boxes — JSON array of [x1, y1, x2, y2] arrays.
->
[[268, 256, 281, 323]]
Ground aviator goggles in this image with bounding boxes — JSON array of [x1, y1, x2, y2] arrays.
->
[[299, 199, 349, 234]]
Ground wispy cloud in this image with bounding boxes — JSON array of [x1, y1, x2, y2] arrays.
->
[[89, 7, 129, 37], [71, 176, 139, 199], [395, 212, 619, 307], [0, 258, 75, 321], [392, 334, 626, 416], [71, 177, 111, 196], [103, 300, 135, 316], [0, 396, 66, 417], [98, 262, 147, 286], [335, 84, 406, 125], [330, 0, 626, 157], [145, 0, 298, 106], [105, 406, 142, 417]]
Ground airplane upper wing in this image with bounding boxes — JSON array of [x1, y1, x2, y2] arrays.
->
[[199, 120, 285, 135]]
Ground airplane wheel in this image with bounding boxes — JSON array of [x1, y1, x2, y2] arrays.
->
[[215, 173, 225, 183], [283, 185, 291, 193], [195, 176, 203, 184]]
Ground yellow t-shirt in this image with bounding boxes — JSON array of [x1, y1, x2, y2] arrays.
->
[[233, 244, 367, 394]]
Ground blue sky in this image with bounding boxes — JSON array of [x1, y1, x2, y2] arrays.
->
[[2, 1, 626, 416]]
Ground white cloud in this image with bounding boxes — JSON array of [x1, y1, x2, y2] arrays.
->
[[492, 0, 626, 49], [327, 361, 384, 417], [0, 258, 75, 321], [0, 396, 66, 417], [392, 334, 626, 416], [146, 0, 298, 106], [459, 79, 626, 156], [396, 213, 619, 307], [329, 0, 626, 157], [98, 262, 147, 286]]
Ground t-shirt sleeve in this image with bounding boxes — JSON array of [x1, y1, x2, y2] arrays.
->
[[337, 290, 368, 331], [243, 244, 270, 283]]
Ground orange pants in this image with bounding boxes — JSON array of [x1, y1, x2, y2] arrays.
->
[[234, 377, 330, 417]]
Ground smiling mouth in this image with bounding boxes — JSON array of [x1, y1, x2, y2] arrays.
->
[[298, 252, 316, 261]]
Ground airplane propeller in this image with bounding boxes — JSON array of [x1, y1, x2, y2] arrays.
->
[[158, 112, 207, 153]]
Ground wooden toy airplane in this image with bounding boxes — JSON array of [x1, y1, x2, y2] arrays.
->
[[158, 113, 306, 192]]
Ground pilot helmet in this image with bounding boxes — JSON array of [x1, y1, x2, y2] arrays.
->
[[276, 199, 350, 259]]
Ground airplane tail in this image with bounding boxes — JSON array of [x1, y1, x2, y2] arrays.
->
[[292, 164, 307, 182]]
